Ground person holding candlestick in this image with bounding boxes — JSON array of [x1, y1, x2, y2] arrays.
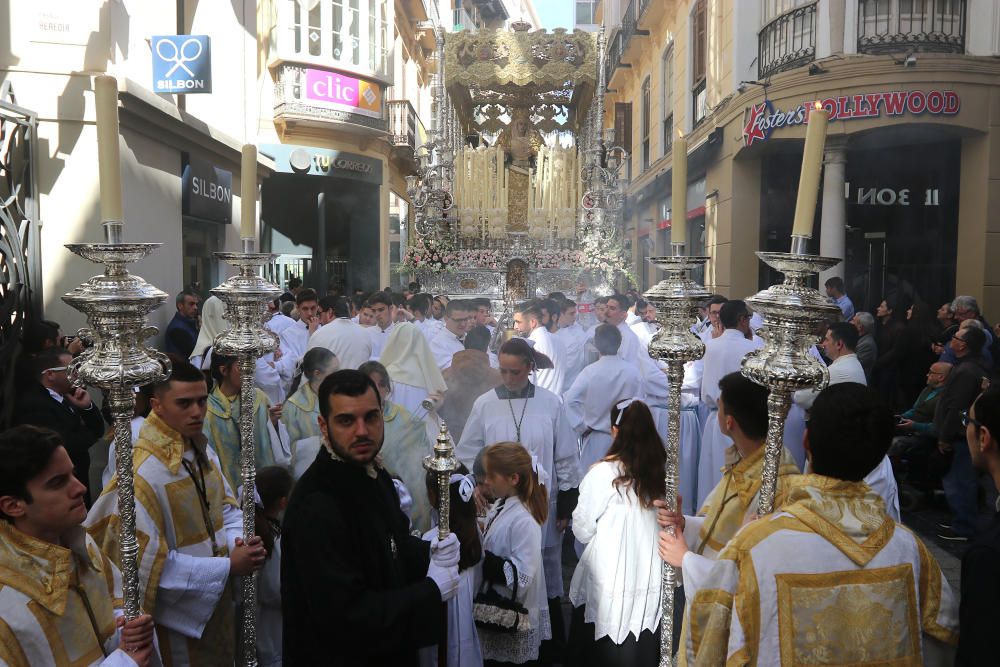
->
[[281, 369, 460, 665], [677, 383, 958, 665]]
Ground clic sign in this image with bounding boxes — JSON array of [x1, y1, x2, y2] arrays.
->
[[304, 68, 382, 118], [743, 89, 960, 146]]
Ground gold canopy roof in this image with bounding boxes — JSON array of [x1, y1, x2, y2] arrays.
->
[[444, 27, 598, 136]]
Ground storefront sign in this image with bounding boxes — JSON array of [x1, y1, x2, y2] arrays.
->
[[152, 35, 212, 93], [743, 89, 960, 146], [846, 184, 941, 207], [182, 156, 232, 223], [304, 68, 383, 119], [261, 143, 383, 185]]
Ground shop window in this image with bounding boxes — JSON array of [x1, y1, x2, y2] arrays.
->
[[691, 0, 708, 126], [661, 44, 674, 156], [640, 77, 651, 171], [614, 101, 633, 181]]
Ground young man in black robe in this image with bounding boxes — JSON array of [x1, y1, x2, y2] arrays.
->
[[281, 369, 460, 665]]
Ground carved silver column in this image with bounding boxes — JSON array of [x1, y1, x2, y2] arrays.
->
[[644, 251, 709, 667], [210, 241, 281, 667], [740, 236, 840, 513], [424, 420, 458, 539], [62, 221, 171, 620]]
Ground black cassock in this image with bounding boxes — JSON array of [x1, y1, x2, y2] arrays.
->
[[281, 448, 442, 665]]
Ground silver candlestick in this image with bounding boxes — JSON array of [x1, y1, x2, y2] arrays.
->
[[740, 235, 840, 514], [62, 220, 171, 621], [644, 249, 709, 667], [424, 420, 458, 540], [210, 240, 281, 667]]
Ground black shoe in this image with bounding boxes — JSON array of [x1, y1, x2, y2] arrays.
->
[[937, 521, 952, 530], [937, 527, 969, 542]]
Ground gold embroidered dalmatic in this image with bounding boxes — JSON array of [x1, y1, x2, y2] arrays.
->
[[86, 411, 239, 666], [684, 474, 959, 667], [0, 523, 126, 666]]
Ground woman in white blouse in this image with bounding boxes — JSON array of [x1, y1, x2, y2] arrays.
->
[[567, 399, 666, 666]]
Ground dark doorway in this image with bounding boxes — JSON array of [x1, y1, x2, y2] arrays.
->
[[261, 173, 380, 294]]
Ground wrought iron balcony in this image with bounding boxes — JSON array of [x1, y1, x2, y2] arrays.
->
[[758, 2, 817, 79], [858, 0, 966, 55], [604, 0, 651, 86], [388, 100, 425, 151]]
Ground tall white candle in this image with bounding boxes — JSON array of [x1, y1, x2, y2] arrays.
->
[[792, 102, 829, 238], [241, 144, 257, 240], [671, 132, 688, 246], [95, 76, 123, 223]]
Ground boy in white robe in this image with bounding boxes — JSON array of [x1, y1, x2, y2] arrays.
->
[[86, 361, 268, 666], [697, 300, 763, 507], [0, 425, 156, 666], [564, 324, 642, 476], [555, 300, 589, 392], [514, 300, 567, 396], [674, 383, 958, 666]]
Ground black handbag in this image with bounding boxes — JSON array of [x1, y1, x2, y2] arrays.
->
[[472, 559, 531, 633]]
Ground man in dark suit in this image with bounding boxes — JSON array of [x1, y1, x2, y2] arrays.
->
[[15, 347, 106, 503], [958, 386, 1000, 664], [164, 289, 200, 357]]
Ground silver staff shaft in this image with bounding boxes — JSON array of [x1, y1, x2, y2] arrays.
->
[[211, 243, 281, 667], [644, 250, 709, 667]]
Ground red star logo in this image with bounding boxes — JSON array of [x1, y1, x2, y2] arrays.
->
[[743, 102, 769, 146]]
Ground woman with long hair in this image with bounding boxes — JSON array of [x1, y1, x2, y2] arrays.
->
[[419, 464, 484, 667], [566, 400, 665, 666], [478, 443, 550, 666]]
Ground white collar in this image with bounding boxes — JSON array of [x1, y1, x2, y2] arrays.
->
[[46, 388, 65, 404]]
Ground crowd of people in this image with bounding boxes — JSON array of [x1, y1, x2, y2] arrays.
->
[[0, 274, 996, 666]]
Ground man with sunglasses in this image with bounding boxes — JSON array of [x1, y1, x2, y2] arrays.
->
[[934, 325, 989, 541], [15, 347, 106, 505], [428, 300, 473, 370]]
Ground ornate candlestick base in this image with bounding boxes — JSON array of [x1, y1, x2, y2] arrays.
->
[[424, 420, 458, 539], [644, 253, 710, 667], [62, 223, 171, 621], [741, 249, 841, 514], [211, 243, 281, 667]]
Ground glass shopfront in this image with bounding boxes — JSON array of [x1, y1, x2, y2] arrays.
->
[[759, 127, 960, 312]]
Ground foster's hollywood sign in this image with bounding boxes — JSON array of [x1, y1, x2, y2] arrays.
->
[[304, 68, 383, 119], [743, 89, 960, 146]]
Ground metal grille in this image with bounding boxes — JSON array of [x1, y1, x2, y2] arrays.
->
[[858, 0, 966, 54], [0, 82, 40, 429], [758, 2, 817, 79]]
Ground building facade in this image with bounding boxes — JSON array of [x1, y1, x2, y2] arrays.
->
[[602, 0, 1000, 317]]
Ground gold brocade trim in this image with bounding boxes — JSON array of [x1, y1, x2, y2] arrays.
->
[[774, 565, 921, 666], [135, 411, 209, 475], [0, 522, 74, 615], [689, 587, 734, 658], [784, 504, 895, 567], [908, 526, 959, 646], [286, 382, 317, 414], [0, 616, 29, 667], [444, 29, 597, 89], [737, 550, 761, 667], [26, 598, 107, 667], [507, 169, 529, 232]]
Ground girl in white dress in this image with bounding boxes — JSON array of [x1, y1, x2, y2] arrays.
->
[[419, 465, 484, 667], [567, 400, 665, 666], [478, 442, 551, 666]]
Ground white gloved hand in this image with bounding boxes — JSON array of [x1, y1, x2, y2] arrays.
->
[[430, 532, 460, 568], [427, 561, 460, 601]]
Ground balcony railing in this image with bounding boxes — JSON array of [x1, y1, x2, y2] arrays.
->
[[858, 0, 966, 55], [387, 100, 425, 152], [604, 0, 650, 85], [758, 2, 817, 79]]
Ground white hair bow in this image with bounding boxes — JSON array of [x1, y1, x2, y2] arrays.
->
[[450, 473, 476, 503], [529, 454, 550, 488], [614, 397, 642, 426]]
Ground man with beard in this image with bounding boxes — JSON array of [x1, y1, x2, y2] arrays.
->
[[281, 369, 460, 665]]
